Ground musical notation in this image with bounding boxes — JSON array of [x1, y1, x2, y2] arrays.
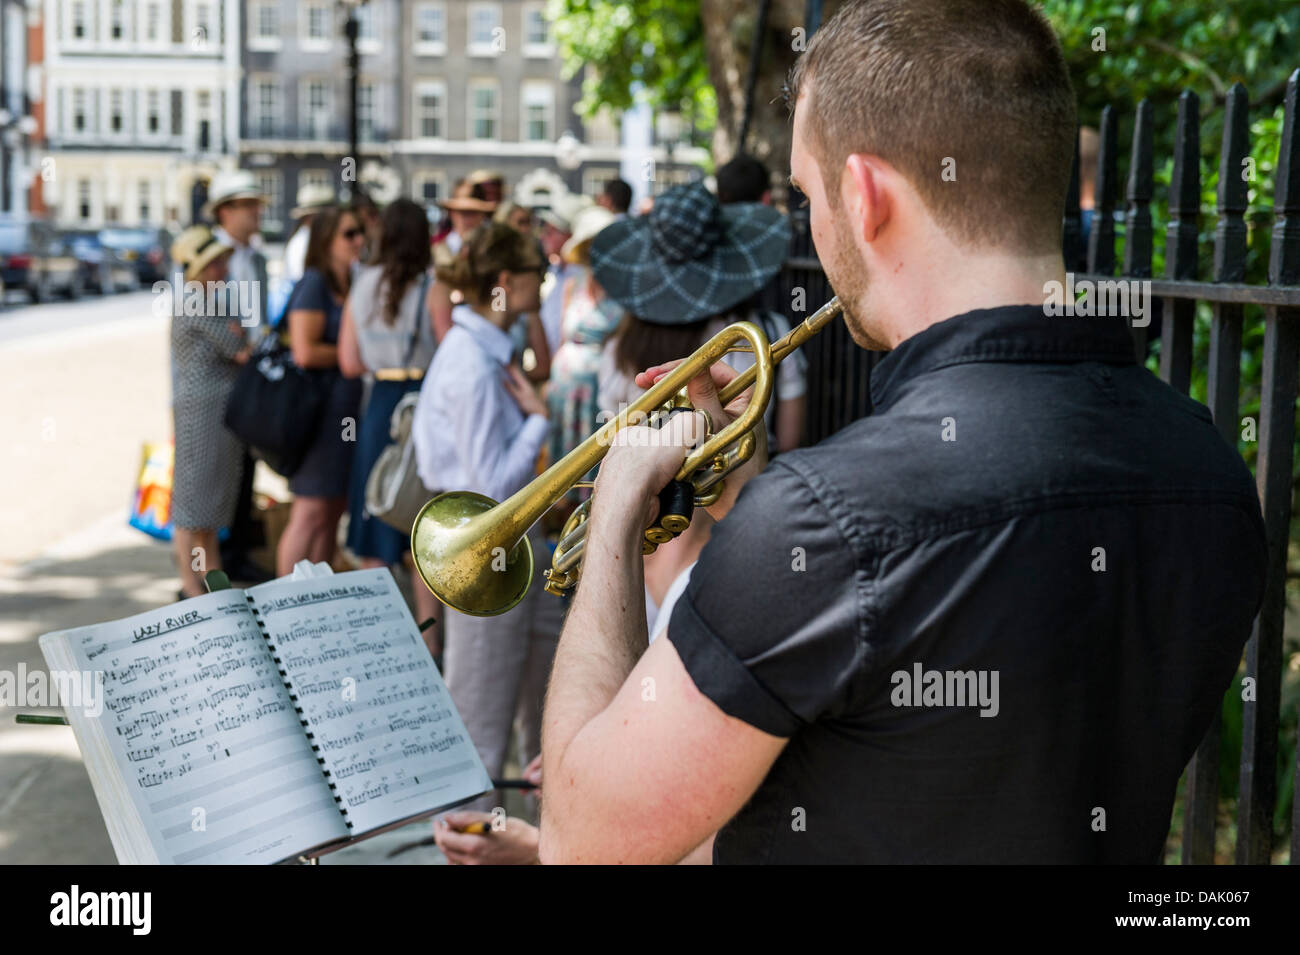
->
[[246, 568, 489, 831], [63, 590, 347, 863]]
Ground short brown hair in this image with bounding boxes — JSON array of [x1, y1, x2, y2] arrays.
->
[[435, 222, 544, 303], [788, 0, 1076, 253]]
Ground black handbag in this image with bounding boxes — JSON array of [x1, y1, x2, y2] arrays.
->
[[223, 332, 328, 478]]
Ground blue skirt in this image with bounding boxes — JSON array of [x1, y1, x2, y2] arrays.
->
[[346, 378, 422, 564]]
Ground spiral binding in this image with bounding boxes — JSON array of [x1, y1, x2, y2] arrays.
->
[[246, 595, 352, 830]]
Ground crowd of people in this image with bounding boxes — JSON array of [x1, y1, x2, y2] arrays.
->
[[163, 154, 807, 859]]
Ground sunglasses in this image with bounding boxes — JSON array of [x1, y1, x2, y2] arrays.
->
[[342, 227, 365, 240]]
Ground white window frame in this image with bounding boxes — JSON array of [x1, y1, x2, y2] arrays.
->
[[249, 0, 282, 51], [521, 81, 554, 143], [355, 3, 380, 54], [253, 169, 283, 232], [301, 77, 332, 140], [139, 0, 167, 48], [412, 79, 446, 140], [106, 87, 126, 137], [301, 1, 332, 52], [194, 88, 214, 152], [522, 2, 553, 58], [467, 2, 501, 57], [137, 178, 154, 225], [190, 0, 217, 50], [357, 79, 377, 141], [141, 88, 164, 139], [107, 0, 130, 43], [249, 75, 281, 139], [67, 0, 92, 46], [70, 86, 89, 136], [76, 178, 95, 223], [468, 79, 499, 141], [413, 2, 446, 56], [412, 171, 446, 206]]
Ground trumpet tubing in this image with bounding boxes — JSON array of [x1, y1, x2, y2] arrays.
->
[[410, 296, 844, 616]]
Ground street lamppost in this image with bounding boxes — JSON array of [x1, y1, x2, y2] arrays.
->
[[338, 0, 368, 200]]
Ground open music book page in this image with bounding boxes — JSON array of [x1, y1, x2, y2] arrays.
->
[[245, 568, 490, 835], [39, 590, 348, 864]]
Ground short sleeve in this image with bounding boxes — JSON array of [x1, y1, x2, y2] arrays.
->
[[288, 268, 330, 313], [666, 459, 865, 737]]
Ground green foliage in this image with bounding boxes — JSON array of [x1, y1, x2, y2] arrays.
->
[[547, 0, 716, 144], [1042, 0, 1300, 119]]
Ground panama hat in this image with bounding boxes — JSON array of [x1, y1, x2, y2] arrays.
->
[[590, 182, 790, 324], [170, 226, 233, 282], [202, 169, 265, 219], [536, 193, 591, 236], [290, 182, 336, 219], [437, 195, 497, 214], [562, 205, 616, 265]]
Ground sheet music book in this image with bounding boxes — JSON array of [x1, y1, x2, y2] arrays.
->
[[39, 566, 489, 864]]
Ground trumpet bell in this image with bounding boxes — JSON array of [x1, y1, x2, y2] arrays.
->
[[410, 491, 534, 616]]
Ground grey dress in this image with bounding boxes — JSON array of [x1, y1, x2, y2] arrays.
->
[[170, 286, 247, 530]]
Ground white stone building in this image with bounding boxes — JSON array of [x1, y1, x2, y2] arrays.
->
[[41, 0, 241, 229]]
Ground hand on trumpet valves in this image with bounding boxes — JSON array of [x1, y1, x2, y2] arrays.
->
[[633, 356, 768, 521], [634, 355, 753, 429], [596, 408, 709, 528]]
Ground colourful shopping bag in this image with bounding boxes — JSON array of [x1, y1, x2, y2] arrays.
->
[[129, 441, 174, 541]]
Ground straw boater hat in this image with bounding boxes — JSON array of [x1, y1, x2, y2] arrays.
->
[[170, 226, 234, 282], [201, 169, 265, 219], [467, 169, 506, 202], [437, 194, 497, 214], [590, 182, 790, 324], [562, 205, 616, 265], [290, 182, 336, 219]]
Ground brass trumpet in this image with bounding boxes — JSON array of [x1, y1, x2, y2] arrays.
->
[[410, 295, 844, 616]]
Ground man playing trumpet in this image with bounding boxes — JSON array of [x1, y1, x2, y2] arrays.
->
[[539, 0, 1266, 864]]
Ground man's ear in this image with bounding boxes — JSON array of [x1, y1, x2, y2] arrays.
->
[[843, 154, 889, 244]]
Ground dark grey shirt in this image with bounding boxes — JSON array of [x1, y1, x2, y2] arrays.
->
[[668, 304, 1266, 863]]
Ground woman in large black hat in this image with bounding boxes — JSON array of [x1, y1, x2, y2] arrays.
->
[[590, 181, 807, 642], [592, 181, 807, 455]]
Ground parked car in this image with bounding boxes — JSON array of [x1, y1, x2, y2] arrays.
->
[[0, 215, 83, 303], [98, 227, 171, 286], [66, 230, 138, 294]]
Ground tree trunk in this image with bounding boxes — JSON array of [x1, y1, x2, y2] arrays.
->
[[699, 0, 846, 196]]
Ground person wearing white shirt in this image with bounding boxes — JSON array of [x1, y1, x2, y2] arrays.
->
[[412, 221, 560, 815], [283, 183, 337, 283]]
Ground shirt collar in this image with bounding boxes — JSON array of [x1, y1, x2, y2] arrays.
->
[[212, 225, 248, 252], [869, 304, 1139, 413], [451, 304, 514, 366]]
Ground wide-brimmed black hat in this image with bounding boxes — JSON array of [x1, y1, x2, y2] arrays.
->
[[590, 182, 790, 324]]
